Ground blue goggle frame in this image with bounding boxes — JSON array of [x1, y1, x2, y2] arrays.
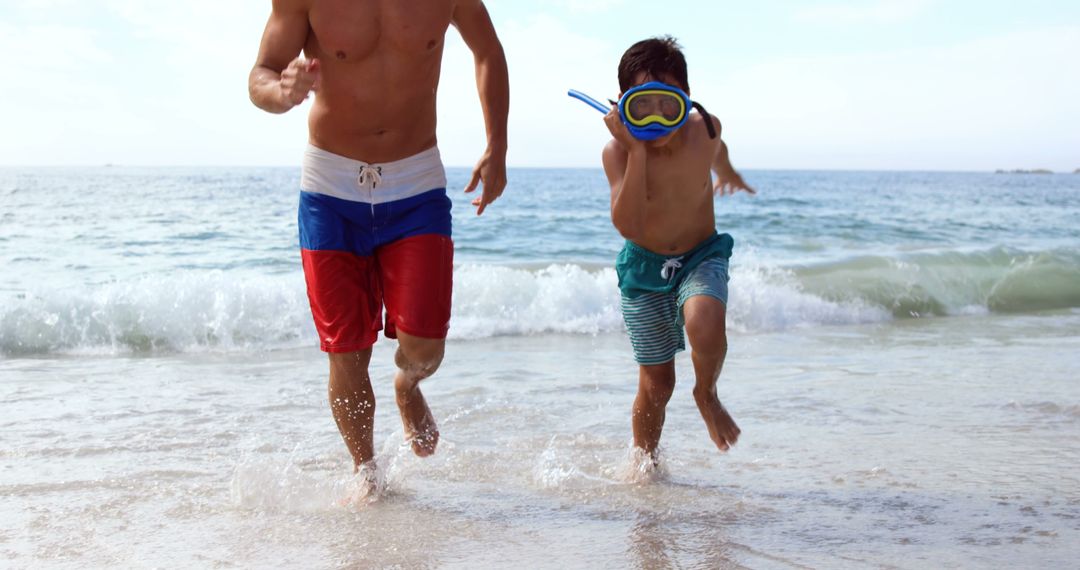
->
[[617, 81, 691, 141], [568, 82, 706, 141]]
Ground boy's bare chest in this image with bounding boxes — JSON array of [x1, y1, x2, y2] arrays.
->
[[644, 178, 710, 209], [309, 0, 454, 60], [644, 156, 711, 203]]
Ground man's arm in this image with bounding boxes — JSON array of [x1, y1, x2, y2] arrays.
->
[[453, 0, 509, 215], [709, 117, 755, 195], [248, 0, 318, 114]]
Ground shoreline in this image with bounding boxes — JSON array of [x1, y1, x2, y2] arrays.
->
[[3, 310, 1079, 567]]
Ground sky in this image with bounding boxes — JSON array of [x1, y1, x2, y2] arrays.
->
[[1, 0, 1078, 171]]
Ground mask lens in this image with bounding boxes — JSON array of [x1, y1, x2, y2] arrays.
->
[[625, 91, 685, 125], [659, 97, 681, 121]]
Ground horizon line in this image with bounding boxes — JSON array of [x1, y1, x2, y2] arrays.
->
[[2, 164, 1078, 175]]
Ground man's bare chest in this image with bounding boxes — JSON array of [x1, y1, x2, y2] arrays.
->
[[309, 0, 454, 60]]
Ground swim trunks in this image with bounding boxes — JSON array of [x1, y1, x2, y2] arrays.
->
[[299, 144, 453, 353], [616, 232, 733, 365]]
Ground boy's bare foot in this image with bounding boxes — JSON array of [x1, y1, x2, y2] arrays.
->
[[694, 389, 740, 452], [395, 381, 439, 457]]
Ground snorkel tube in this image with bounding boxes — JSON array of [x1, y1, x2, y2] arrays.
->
[[567, 87, 717, 141], [567, 89, 610, 114]]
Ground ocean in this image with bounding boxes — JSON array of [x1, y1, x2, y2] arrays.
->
[[1, 166, 1078, 568]]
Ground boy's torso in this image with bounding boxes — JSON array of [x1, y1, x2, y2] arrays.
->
[[634, 116, 720, 255]]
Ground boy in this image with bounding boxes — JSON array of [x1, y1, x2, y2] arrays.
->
[[601, 37, 754, 461]]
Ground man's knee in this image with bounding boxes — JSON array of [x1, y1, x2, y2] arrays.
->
[[395, 340, 445, 380], [328, 350, 373, 376]]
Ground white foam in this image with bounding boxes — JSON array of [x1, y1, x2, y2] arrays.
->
[[451, 263, 623, 339], [727, 259, 892, 332], [0, 261, 907, 355], [0, 270, 315, 355]]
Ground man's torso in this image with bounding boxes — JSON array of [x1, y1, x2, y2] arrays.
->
[[302, 0, 457, 162]]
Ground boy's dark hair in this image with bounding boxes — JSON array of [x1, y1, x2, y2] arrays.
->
[[618, 36, 689, 93]]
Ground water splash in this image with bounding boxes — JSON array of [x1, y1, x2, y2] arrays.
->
[[614, 444, 670, 485]]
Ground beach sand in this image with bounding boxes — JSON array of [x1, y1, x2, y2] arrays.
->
[[3, 310, 1078, 568]]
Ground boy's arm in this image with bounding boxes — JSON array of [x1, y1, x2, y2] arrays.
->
[[603, 110, 649, 241], [709, 117, 755, 196]]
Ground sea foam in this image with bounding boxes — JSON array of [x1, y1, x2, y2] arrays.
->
[[2, 247, 1077, 355]]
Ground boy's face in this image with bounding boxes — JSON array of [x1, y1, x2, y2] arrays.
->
[[625, 71, 688, 148]]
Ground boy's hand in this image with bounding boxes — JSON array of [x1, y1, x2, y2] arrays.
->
[[714, 169, 756, 196], [604, 107, 644, 152]]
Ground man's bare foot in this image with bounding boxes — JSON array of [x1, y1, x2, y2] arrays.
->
[[618, 445, 667, 484], [339, 459, 381, 507], [394, 380, 439, 457], [694, 388, 741, 452]]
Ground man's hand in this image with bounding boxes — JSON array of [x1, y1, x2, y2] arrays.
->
[[714, 169, 756, 196], [464, 146, 507, 215], [280, 57, 321, 109]]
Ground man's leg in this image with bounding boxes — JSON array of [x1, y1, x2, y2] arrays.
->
[[393, 332, 444, 457], [328, 349, 376, 470], [632, 360, 676, 457], [683, 295, 741, 451], [376, 227, 452, 458]]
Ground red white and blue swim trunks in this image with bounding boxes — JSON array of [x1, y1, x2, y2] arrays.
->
[[299, 144, 453, 353]]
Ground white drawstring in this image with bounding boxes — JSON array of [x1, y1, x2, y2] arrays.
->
[[660, 257, 683, 280], [358, 165, 383, 189]]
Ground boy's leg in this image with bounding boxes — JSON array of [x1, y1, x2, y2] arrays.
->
[[621, 290, 683, 457], [633, 360, 676, 457], [328, 349, 377, 470], [683, 295, 741, 451], [393, 332, 444, 457]]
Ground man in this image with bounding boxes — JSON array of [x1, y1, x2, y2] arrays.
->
[[248, 0, 508, 490]]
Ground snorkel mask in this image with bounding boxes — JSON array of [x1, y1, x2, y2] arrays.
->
[[568, 81, 717, 141]]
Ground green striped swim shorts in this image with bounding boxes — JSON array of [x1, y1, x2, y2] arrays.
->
[[617, 235, 732, 365]]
